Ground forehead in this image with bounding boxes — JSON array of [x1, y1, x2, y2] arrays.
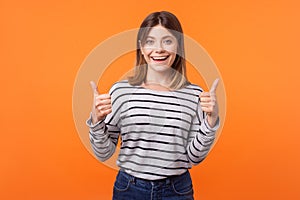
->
[[147, 25, 175, 39]]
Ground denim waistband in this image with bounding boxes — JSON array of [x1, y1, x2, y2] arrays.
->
[[119, 169, 189, 187]]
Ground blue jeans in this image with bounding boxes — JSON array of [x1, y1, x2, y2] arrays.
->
[[113, 170, 194, 200]]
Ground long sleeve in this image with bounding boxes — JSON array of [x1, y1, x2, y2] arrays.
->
[[86, 84, 121, 162], [187, 99, 220, 165]]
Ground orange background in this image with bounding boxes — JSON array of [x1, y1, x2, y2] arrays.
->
[[1, 0, 300, 199]]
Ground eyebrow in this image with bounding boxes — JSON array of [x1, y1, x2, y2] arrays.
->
[[146, 35, 175, 39]]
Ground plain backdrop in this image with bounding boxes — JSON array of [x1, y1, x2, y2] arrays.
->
[[1, 0, 299, 199]]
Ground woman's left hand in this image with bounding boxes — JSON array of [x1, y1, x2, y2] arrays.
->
[[199, 78, 219, 128]]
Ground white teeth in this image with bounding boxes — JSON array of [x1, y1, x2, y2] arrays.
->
[[152, 56, 168, 60]]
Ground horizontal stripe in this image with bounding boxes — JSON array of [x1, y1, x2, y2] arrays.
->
[[121, 138, 185, 149], [118, 146, 188, 161], [127, 99, 195, 113], [120, 106, 193, 119], [187, 152, 204, 165], [112, 91, 198, 106], [120, 145, 186, 154], [91, 144, 112, 157], [110, 83, 202, 98], [196, 134, 214, 147], [121, 130, 188, 140], [118, 153, 189, 163], [121, 122, 190, 132], [89, 138, 109, 150], [89, 131, 109, 144], [118, 159, 189, 170], [121, 114, 191, 125]]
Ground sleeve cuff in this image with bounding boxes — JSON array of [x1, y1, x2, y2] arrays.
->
[[204, 115, 220, 132], [86, 112, 106, 132]]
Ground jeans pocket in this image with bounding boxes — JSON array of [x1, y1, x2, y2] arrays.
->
[[171, 172, 194, 195], [113, 171, 131, 192]]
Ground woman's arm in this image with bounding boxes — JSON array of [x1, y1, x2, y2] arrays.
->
[[86, 82, 121, 162], [187, 79, 220, 165], [187, 102, 220, 165]]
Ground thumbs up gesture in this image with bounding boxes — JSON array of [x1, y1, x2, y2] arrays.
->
[[199, 78, 219, 127], [90, 81, 112, 125]]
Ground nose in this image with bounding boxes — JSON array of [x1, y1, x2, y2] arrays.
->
[[154, 42, 165, 52]]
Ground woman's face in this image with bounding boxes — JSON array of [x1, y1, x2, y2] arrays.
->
[[140, 25, 178, 72]]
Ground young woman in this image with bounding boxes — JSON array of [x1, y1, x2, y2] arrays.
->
[[86, 11, 220, 200]]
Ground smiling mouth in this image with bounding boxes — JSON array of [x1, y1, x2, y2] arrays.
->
[[151, 55, 169, 62]]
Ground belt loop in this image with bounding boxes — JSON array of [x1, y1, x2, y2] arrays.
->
[[166, 178, 170, 185], [130, 176, 135, 184]]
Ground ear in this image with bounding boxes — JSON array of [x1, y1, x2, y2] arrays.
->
[[139, 40, 144, 55]]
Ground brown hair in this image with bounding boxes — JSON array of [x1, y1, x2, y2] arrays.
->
[[127, 11, 190, 90]]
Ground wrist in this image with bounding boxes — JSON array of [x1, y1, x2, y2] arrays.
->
[[91, 113, 104, 125], [207, 114, 218, 128]]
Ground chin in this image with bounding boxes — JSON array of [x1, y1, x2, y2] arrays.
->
[[148, 63, 172, 72]]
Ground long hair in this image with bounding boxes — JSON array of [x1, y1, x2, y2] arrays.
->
[[127, 11, 190, 89]]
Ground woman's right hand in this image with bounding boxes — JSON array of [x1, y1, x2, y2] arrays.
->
[[89, 81, 112, 125]]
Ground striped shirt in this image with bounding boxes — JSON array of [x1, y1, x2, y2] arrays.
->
[[86, 80, 219, 180]]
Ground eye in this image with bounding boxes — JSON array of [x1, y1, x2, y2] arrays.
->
[[163, 39, 173, 45], [145, 39, 154, 45]]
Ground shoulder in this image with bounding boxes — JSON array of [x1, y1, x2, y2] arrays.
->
[[109, 79, 133, 95], [182, 82, 204, 96]]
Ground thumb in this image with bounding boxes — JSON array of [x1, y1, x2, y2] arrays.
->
[[90, 81, 99, 96], [209, 78, 220, 93]]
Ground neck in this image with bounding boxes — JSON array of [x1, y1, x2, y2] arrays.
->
[[145, 65, 172, 86]]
